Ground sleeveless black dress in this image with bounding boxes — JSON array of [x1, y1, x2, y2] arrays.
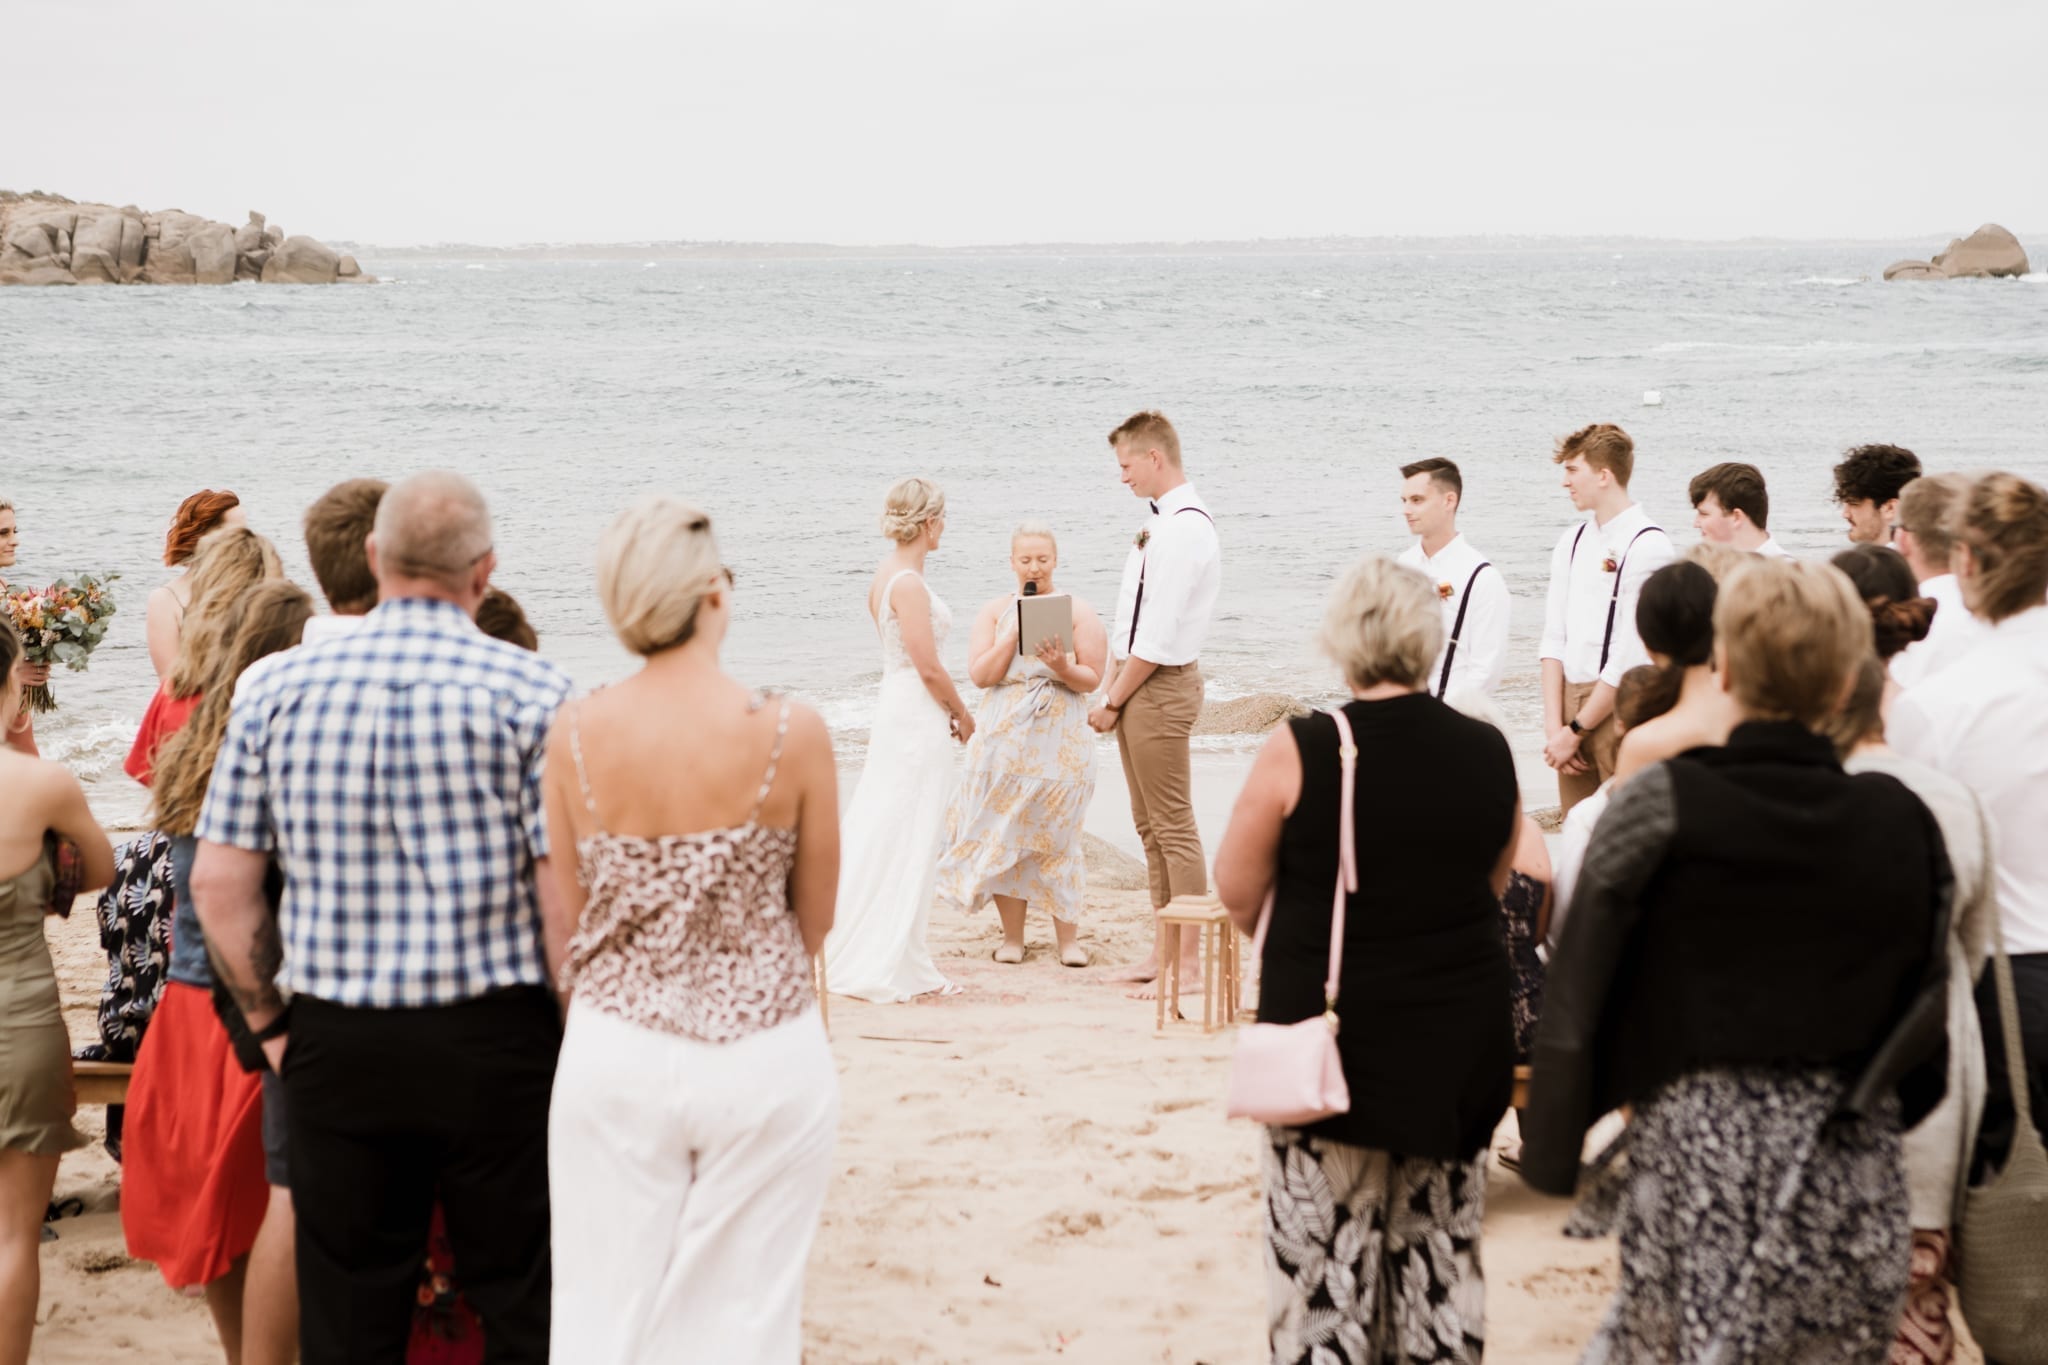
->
[[1260, 695, 1517, 1159]]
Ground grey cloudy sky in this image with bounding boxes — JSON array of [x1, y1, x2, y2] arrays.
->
[[14, 0, 2046, 246]]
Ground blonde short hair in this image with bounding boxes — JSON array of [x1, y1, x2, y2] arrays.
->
[[880, 477, 945, 544], [1011, 520, 1057, 553], [1108, 411, 1182, 467], [1319, 556, 1443, 691], [1714, 558, 1871, 726], [1683, 541, 1750, 583], [598, 495, 723, 656]]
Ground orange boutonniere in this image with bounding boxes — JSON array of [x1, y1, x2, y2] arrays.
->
[[1602, 556, 1619, 574], [1436, 580, 1455, 600], [1135, 529, 1151, 550]]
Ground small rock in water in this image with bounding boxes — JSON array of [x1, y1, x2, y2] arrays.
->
[[1642, 390, 1663, 407]]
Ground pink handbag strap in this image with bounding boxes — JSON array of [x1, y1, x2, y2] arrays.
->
[[1248, 705, 1360, 1011]]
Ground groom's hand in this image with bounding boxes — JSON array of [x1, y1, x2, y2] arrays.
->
[[1087, 705, 1120, 734]]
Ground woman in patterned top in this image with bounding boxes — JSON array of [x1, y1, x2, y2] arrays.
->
[[542, 494, 841, 1364]]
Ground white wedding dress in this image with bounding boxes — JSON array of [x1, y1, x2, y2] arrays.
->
[[822, 569, 960, 1002]]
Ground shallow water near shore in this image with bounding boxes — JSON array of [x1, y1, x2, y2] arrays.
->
[[5, 244, 2046, 827]]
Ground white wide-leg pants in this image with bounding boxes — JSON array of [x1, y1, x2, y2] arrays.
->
[[548, 1001, 839, 1364]]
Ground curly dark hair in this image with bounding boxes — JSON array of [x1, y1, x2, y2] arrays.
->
[[1831, 444, 1921, 507]]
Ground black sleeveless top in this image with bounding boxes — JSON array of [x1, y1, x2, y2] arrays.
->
[[1261, 695, 1519, 1159]]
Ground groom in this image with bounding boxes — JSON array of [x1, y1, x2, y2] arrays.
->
[[1089, 411, 1222, 996]]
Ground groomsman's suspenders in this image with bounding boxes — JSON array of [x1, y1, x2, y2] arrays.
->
[[1569, 521, 1664, 673], [1128, 506, 1215, 654], [1434, 561, 1494, 699]]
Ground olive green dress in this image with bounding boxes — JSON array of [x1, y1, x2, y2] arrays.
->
[[0, 851, 86, 1156]]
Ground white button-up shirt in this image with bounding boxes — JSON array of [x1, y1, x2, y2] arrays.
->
[[1754, 535, 1795, 559], [1110, 483, 1221, 665], [1398, 533, 1510, 698], [1889, 605, 2048, 955], [1890, 573, 1988, 690], [1538, 504, 1675, 688]]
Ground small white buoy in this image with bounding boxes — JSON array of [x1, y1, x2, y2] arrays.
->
[[1642, 390, 1663, 407]]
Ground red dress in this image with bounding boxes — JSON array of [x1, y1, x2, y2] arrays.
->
[[126, 685, 201, 786]]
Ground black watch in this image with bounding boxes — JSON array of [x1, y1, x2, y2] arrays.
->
[[1567, 718, 1585, 736], [250, 1005, 293, 1043]]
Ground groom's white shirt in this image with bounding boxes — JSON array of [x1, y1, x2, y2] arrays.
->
[[1111, 484, 1220, 665]]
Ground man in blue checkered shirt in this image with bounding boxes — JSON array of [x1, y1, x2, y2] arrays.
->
[[194, 471, 571, 1364]]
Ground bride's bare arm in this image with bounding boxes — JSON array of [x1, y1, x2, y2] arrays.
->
[[891, 575, 973, 737]]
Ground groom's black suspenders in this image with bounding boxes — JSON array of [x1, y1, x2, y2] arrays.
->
[[1128, 506, 1215, 654], [1434, 561, 1494, 699]]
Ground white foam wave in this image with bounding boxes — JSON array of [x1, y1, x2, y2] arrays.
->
[[1797, 275, 1866, 287], [2022, 272, 2048, 284], [49, 721, 136, 781]]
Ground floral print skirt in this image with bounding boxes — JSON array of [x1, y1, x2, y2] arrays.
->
[[1588, 1066, 1911, 1364], [1261, 1129, 1488, 1364]]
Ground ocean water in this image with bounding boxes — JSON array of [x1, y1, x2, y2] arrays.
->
[[4, 245, 2046, 829]]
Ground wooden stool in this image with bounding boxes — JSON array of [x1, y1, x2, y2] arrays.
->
[[1154, 895, 1242, 1034], [73, 1060, 133, 1107]]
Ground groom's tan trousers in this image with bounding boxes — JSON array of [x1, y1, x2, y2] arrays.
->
[[1116, 662, 1208, 909]]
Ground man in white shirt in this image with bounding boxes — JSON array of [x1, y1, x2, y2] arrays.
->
[[1395, 458, 1509, 700], [1538, 423, 1675, 814], [1688, 462, 1794, 558], [301, 477, 389, 642], [1888, 471, 2048, 1177], [1832, 443, 1922, 545], [1090, 411, 1221, 994], [1889, 473, 1989, 689]]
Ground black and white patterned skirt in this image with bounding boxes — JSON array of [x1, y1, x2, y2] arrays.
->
[[1261, 1129, 1488, 1364]]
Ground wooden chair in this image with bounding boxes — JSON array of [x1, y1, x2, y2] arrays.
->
[[1154, 894, 1242, 1034], [73, 1060, 133, 1107]]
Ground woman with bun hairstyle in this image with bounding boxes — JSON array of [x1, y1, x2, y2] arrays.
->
[[145, 491, 245, 682], [1831, 545, 1936, 720], [823, 477, 974, 1002], [1610, 560, 1741, 784]]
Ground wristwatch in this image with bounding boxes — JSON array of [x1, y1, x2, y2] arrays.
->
[[1567, 718, 1585, 736]]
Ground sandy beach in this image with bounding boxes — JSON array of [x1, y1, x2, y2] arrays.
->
[[33, 863, 1626, 1364]]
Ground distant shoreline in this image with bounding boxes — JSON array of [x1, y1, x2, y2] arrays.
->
[[337, 233, 2031, 264]]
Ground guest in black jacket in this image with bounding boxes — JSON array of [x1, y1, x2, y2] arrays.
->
[[1217, 555, 1519, 1365], [1522, 556, 1951, 1365]]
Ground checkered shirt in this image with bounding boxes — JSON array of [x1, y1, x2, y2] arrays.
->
[[196, 596, 573, 1008]]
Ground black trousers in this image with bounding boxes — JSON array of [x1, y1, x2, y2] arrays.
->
[[1974, 951, 2048, 1181], [284, 986, 561, 1364]]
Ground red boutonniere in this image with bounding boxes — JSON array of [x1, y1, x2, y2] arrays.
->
[[1602, 556, 1619, 574], [1135, 529, 1151, 550], [1436, 580, 1455, 600]]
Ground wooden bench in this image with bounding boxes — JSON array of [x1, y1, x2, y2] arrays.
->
[[74, 1060, 134, 1108], [1512, 1065, 1530, 1111]]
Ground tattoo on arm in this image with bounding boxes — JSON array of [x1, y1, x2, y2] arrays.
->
[[207, 915, 288, 1019]]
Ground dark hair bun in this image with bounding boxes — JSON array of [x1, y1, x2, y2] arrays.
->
[[1870, 596, 1936, 659]]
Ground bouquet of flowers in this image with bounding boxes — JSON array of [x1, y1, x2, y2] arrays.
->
[[3, 572, 119, 713]]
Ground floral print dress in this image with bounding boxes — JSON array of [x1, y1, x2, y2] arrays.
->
[[935, 638, 1096, 923]]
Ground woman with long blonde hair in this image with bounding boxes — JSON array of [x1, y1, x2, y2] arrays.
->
[[126, 528, 283, 788], [122, 580, 312, 1365]]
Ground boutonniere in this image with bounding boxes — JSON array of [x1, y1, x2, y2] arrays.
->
[[1436, 580, 1455, 600], [1602, 556, 1619, 574], [1135, 529, 1151, 551]]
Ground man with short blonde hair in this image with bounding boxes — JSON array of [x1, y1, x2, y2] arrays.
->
[[1891, 472, 1986, 687]]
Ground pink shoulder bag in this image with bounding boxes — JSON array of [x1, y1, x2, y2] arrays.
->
[[1225, 706, 1356, 1125]]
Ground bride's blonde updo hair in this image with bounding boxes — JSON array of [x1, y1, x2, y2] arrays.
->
[[598, 494, 725, 656], [880, 477, 945, 544]]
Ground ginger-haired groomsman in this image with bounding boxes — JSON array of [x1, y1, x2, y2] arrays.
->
[[1539, 423, 1674, 814], [1395, 458, 1510, 700]]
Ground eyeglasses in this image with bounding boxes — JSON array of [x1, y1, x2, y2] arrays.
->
[[720, 566, 736, 586]]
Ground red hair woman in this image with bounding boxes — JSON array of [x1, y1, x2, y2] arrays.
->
[[145, 491, 244, 683]]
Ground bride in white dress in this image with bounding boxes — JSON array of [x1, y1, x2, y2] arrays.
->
[[823, 477, 977, 1002]]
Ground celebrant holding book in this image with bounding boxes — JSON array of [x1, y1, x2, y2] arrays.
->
[[936, 521, 1105, 967]]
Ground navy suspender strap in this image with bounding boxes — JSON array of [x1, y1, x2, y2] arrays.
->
[[1434, 561, 1493, 699], [1128, 506, 1215, 653], [1597, 526, 1662, 672]]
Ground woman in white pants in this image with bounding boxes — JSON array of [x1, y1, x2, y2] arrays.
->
[[542, 494, 841, 1363]]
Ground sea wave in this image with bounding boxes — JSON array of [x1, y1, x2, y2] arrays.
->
[[1797, 275, 1866, 287]]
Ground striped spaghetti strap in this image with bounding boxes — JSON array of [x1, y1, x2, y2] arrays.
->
[[747, 694, 794, 825]]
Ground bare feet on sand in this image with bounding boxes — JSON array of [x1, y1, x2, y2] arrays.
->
[[1125, 954, 1203, 1001], [1059, 942, 1091, 968], [993, 942, 1026, 965], [1105, 957, 1159, 985]]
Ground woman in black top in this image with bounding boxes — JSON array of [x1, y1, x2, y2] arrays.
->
[[1522, 557, 1950, 1364], [1217, 556, 1518, 1365]]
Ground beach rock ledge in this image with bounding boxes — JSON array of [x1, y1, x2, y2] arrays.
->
[[0, 191, 369, 286], [1883, 224, 2029, 281]]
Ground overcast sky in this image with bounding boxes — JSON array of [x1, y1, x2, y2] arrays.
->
[[13, 0, 2045, 246]]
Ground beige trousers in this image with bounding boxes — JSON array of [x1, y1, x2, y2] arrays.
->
[[1116, 662, 1208, 909], [1558, 680, 1622, 815]]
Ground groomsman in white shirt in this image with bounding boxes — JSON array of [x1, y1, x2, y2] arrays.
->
[[1889, 473, 1989, 688], [1832, 443, 1922, 545], [1089, 411, 1222, 996], [1539, 423, 1675, 814], [1395, 458, 1510, 700], [1688, 462, 1794, 558]]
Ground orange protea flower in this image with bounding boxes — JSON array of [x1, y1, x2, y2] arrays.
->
[[1436, 580, 1455, 600]]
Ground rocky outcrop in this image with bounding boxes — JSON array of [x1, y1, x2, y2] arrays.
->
[[0, 191, 370, 286], [1885, 224, 2030, 281]]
